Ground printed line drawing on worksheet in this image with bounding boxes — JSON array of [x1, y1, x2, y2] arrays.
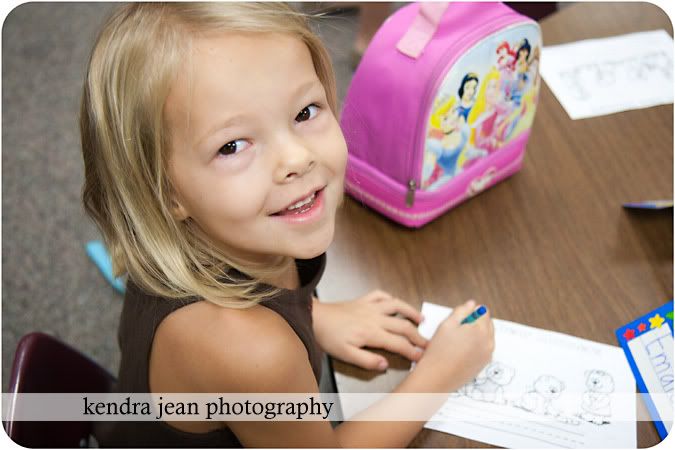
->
[[418, 302, 637, 448], [458, 363, 616, 426], [558, 50, 672, 101]]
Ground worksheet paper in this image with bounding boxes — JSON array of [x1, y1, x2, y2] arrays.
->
[[419, 302, 637, 448], [540, 30, 673, 119]]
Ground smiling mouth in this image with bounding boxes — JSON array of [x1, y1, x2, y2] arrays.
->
[[271, 187, 324, 217]]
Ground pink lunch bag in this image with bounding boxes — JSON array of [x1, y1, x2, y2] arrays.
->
[[340, 2, 542, 227]]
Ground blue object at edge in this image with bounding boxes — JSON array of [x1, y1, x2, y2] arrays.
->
[[615, 301, 673, 440], [85, 240, 126, 295]]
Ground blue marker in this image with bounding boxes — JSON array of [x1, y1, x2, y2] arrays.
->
[[461, 305, 487, 324]]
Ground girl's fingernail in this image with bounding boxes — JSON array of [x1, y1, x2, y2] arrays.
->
[[378, 360, 388, 371]]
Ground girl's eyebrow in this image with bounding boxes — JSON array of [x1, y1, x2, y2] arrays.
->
[[196, 79, 323, 146]]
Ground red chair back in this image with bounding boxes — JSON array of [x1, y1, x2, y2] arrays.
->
[[4, 332, 115, 447]]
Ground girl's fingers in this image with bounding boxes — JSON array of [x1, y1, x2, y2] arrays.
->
[[364, 289, 392, 302], [372, 330, 424, 362], [445, 299, 478, 327], [341, 346, 389, 371], [382, 316, 428, 348], [379, 297, 424, 324], [480, 308, 493, 332]]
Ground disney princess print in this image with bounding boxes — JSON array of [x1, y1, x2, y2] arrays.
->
[[422, 23, 541, 191]]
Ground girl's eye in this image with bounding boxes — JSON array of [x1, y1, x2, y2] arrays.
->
[[217, 139, 248, 157], [295, 104, 320, 123]]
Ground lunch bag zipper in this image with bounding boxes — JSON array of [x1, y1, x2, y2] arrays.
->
[[347, 155, 524, 221]]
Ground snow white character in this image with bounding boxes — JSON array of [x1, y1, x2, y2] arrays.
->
[[456, 72, 480, 121]]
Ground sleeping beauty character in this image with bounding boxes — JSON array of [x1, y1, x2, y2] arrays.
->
[[467, 68, 512, 155]]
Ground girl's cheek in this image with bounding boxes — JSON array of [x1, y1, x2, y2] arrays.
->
[[210, 179, 269, 221], [322, 117, 349, 174], [336, 134, 348, 175], [200, 149, 268, 218]]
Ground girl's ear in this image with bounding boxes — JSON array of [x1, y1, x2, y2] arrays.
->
[[169, 196, 190, 221]]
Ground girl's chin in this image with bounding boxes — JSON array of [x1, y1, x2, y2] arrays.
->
[[286, 225, 335, 260]]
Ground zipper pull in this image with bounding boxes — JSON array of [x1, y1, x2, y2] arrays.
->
[[406, 179, 417, 207]]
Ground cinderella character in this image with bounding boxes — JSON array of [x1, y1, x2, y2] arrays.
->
[[424, 107, 487, 189]]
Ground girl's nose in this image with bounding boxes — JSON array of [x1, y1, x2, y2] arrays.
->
[[274, 138, 316, 183]]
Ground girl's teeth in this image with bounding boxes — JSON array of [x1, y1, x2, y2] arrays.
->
[[287, 192, 315, 211]]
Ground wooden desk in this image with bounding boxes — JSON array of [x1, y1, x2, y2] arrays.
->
[[318, 2, 673, 448]]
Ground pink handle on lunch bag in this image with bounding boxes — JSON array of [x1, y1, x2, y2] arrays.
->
[[396, 2, 449, 59]]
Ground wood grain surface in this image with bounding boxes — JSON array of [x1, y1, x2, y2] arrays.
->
[[318, 2, 673, 448]]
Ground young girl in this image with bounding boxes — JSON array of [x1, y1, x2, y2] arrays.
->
[[81, 3, 494, 447]]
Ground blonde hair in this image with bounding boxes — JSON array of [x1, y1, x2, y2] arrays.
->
[[80, 2, 338, 308], [468, 67, 501, 126], [429, 96, 456, 130]]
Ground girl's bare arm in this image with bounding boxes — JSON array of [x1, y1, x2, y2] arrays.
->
[[154, 298, 493, 447]]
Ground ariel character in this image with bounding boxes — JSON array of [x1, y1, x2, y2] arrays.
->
[[495, 41, 516, 71], [496, 41, 516, 99]]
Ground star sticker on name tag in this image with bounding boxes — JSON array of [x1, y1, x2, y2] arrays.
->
[[637, 323, 647, 332], [623, 328, 636, 341], [649, 314, 665, 329]]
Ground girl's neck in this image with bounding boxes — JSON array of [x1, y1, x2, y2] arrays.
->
[[273, 264, 301, 290], [258, 257, 300, 290]]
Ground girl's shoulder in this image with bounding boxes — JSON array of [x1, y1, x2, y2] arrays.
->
[[150, 299, 313, 393]]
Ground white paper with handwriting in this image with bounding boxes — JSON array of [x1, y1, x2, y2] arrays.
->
[[540, 30, 673, 119], [419, 302, 637, 448]]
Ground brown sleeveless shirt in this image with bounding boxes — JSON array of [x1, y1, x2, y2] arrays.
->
[[94, 254, 326, 447]]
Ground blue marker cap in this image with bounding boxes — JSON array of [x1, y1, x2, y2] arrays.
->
[[461, 305, 488, 324]]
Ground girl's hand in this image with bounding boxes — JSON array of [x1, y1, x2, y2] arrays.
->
[[312, 290, 428, 371], [415, 299, 495, 392]]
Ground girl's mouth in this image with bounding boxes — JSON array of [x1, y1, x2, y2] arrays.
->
[[270, 187, 326, 223]]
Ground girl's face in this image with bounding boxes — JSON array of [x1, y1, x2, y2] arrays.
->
[[165, 32, 347, 263]]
